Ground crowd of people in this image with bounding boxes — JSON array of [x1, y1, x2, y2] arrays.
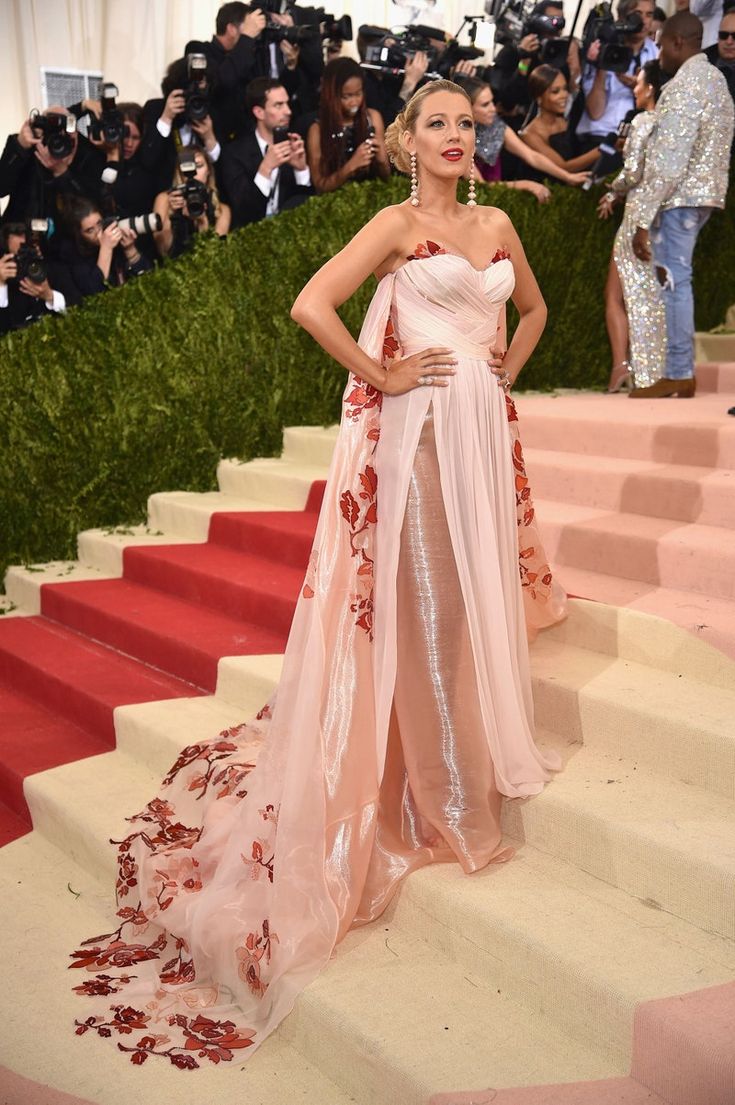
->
[[0, 0, 733, 354]]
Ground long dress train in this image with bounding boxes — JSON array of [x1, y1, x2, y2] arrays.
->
[[71, 239, 566, 1070]]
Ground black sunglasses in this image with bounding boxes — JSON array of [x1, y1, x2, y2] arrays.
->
[[719, 29, 735, 39]]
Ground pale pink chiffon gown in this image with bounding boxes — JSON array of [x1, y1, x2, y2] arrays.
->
[[71, 239, 566, 1069]]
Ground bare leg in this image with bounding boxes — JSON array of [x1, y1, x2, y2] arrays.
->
[[604, 255, 631, 391]]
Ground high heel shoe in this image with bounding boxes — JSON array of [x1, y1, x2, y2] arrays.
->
[[606, 361, 633, 393], [629, 376, 696, 398]]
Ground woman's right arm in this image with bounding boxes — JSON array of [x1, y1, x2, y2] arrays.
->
[[291, 206, 456, 395], [503, 127, 588, 185]]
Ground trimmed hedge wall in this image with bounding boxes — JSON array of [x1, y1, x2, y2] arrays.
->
[[1, 177, 733, 582]]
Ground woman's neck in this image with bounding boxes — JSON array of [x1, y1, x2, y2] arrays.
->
[[414, 174, 462, 218]]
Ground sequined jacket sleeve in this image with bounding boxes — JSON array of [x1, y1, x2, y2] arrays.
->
[[610, 112, 655, 196]]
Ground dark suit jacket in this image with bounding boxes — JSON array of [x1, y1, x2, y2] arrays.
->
[[221, 129, 313, 228], [0, 133, 105, 233]]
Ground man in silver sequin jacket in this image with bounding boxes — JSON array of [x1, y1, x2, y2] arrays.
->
[[630, 11, 734, 396]]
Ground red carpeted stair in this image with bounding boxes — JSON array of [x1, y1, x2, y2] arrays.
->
[[0, 496, 325, 845]]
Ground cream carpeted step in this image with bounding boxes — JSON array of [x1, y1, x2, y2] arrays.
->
[[217, 457, 327, 506], [147, 489, 294, 541], [281, 424, 340, 467], [508, 730, 735, 939], [77, 523, 196, 577], [0, 832, 358, 1105], [695, 333, 735, 362], [215, 652, 283, 711], [391, 843, 735, 1067], [531, 637, 735, 798]]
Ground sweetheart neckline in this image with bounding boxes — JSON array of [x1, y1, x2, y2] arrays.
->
[[398, 252, 513, 276]]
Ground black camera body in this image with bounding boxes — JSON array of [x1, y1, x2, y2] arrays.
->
[[363, 28, 440, 74], [88, 83, 126, 145], [29, 110, 76, 159], [582, 3, 643, 73], [184, 53, 211, 123], [13, 244, 47, 285], [173, 153, 208, 219]]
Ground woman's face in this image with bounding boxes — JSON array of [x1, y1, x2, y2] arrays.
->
[[405, 91, 475, 182], [192, 153, 209, 184], [471, 86, 496, 127], [633, 69, 654, 108], [123, 121, 141, 160], [339, 76, 364, 119], [540, 73, 568, 114], [79, 212, 103, 246]]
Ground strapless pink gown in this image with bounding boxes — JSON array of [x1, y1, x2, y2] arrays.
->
[[70, 241, 566, 1069]]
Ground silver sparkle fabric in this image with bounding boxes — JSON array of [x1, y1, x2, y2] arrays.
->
[[633, 52, 734, 230], [475, 118, 507, 167], [612, 111, 667, 387]]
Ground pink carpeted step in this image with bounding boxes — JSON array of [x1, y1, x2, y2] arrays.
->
[[524, 449, 735, 528], [208, 510, 317, 570], [536, 499, 735, 602], [0, 616, 199, 743], [557, 563, 735, 660], [631, 980, 735, 1105], [517, 393, 735, 469], [0, 683, 107, 823], [431, 1078, 666, 1104], [696, 361, 735, 394], [122, 543, 304, 635], [39, 578, 286, 691]]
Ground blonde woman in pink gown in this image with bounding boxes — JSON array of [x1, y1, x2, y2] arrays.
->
[[71, 80, 566, 1070]]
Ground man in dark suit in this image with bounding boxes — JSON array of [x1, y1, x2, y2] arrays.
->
[[0, 223, 66, 335], [221, 78, 313, 227]]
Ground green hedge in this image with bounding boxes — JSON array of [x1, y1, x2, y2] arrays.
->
[[1, 178, 733, 582]]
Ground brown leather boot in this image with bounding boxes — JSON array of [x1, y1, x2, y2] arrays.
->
[[629, 377, 696, 398]]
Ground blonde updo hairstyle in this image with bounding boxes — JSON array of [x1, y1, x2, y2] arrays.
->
[[384, 79, 473, 174]]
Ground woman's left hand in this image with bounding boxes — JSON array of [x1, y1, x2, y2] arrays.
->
[[488, 346, 512, 391]]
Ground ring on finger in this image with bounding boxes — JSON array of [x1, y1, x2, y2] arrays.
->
[[420, 375, 434, 386]]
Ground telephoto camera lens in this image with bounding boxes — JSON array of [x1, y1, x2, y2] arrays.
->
[[117, 213, 163, 235]]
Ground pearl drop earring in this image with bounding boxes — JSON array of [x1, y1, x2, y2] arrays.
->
[[410, 152, 419, 207], [467, 160, 477, 207]]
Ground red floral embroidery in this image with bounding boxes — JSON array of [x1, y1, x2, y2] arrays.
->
[[407, 239, 447, 261], [383, 315, 399, 360], [504, 395, 555, 602], [492, 247, 511, 264], [344, 379, 382, 424], [340, 461, 378, 639], [75, 1008, 255, 1069], [236, 920, 279, 998]]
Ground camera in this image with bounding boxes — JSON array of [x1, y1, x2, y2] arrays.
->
[[185, 53, 210, 123], [486, 0, 570, 65], [29, 110, 77, 159], [88, 83, 125, 145], [171, 152, 208, 219], [11, 219, 50, 285], [581, 2, 643, 73], [117, 213, 163, 235], [260, 3, 352, 45], [361, 27, 440, 75], [272, 125, 290, 146]]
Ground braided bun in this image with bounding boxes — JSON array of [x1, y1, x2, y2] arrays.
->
[[384, 80, 473, 175]]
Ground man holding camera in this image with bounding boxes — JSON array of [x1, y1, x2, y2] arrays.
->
[[706, 6, 735, 103], [493, 2, 579, 117], [575, 0, 658, 152], [0, 107, 104, 229], [221, 77, 313, 227], [0, 223, 66, 335], [629, 12, 734, 396]]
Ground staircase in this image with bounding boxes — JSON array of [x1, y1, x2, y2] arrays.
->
[[1, 363, 734, 1104]]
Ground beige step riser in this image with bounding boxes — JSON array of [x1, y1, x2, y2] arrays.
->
[[533, 675, 734, 801], [281, 426, 339, 468], [217, 461, 323, 507], [521, 419, 735, 470], [503, 797, 734, 941]]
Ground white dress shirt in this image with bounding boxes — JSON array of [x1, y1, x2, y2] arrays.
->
[[0, 285, 65, 312], [253, 129, 311, 217], [156, 116, 221, 163]]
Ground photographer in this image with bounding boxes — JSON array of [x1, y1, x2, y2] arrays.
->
[[0, 107, 104, 230], [492, 2, 580, 117], [358, 26, 431, 127], [221, 77, 313, 227], [53, 196, 152, 305], [73, 99, 160, 220], [185, 2, 267, 142], [152, 148, 231, 259], [706, 8, 735, 103], [0, 222, 66, 335], [140, 56, 223, 196], [248, 5, 325, 125], [575, 0, 658, 153], [307, 58, 390, 193]]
